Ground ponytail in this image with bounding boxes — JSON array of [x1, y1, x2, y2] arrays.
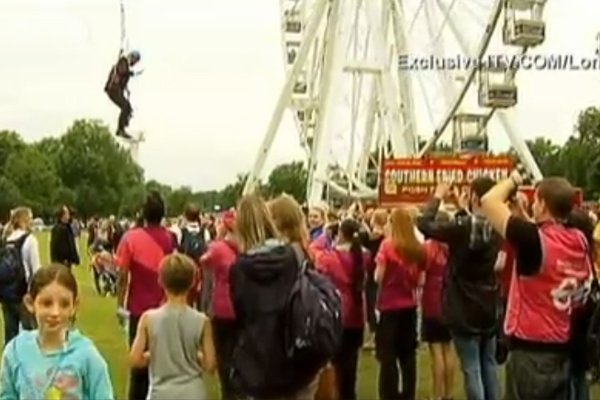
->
[[340, 218, 366, 304], [350, 232, 365, 305]]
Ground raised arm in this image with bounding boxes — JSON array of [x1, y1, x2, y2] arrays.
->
[[416, 183, 463, 244], [480, 171, 522, 238], [481, 171, 543, 276]]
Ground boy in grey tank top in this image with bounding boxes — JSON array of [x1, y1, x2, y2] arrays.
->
[[129, 254, 217, 400]]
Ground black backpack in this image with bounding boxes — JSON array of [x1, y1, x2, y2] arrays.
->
[[0, 234, 30, 302], [229, 243, 341, 399], [583, 276, 600, 381], [285, 245, 343, 369], [179, 227, 207, 261]]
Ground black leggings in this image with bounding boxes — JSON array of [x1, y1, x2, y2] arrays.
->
[[128, 315, 148, 400], [332, 328, 364, 400], [107, 89, 132, 131], [376, 308, 418, 400], [213, 318, 239, 400], [365, 272, 378, 332]]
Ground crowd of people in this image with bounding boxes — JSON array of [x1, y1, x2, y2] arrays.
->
[[0, 170, 598, 400]]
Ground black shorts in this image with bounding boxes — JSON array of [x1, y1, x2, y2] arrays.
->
[[421, 317, 451, 343]]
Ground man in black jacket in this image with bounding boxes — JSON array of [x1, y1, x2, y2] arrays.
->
[[104, 50, 141, 140], [50, 205, 80, 268], [417, 178, 502, 400]]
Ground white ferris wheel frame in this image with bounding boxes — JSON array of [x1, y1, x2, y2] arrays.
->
[[243, 0, 545, 206]]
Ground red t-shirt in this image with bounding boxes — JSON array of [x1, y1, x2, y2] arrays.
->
[[115, 226, 175, 317]]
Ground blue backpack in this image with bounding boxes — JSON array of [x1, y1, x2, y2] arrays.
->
[[0, 234, 30, 302], [179, 228, 207, 261]]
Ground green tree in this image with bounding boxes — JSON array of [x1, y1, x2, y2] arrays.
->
[[4, 147, 61, 216], [525, 137, 563, 177], [145, 180, 173, 200], [266, 161, 308, 202], [0, 176, 22, 220], [575, 106, 600, 145], [33, 137, 62, 166], [55, 119, 144, 218], [218, 174, 248, 209], [0, 130, 26, 173], [166, 186, 194, 217], [119, 185, 147, 217]]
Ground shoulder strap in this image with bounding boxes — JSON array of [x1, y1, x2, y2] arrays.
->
[[290, 243, 308, 275], [5, 232, 30, 248], [143, 228, 173, 255]]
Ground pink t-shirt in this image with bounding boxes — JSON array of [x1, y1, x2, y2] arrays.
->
[[375, 238, 420, 311], [312, 246, 370, 329], [421, 240, 448, 319], [115, 226, 175, 317], [202, 240, 238, 320]]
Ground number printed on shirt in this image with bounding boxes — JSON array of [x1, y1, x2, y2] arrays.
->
[[551, 277, 578, 311]]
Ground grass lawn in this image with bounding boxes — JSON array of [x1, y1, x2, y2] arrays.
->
[[0, 232, 597, 399]]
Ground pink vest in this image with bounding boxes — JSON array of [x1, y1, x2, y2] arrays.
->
[[504, 222, 592, 343]]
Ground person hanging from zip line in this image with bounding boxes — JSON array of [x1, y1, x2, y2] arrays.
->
[[104, 49, 142, 140]]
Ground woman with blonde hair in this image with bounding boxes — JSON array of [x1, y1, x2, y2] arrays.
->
[[268, 194, 310, 253], [270, 195, 337, 400], [307, 204, 327, 241], [0, 207, 41, 345], [374, 207, 425, 400], [229, 194, 321, 400]]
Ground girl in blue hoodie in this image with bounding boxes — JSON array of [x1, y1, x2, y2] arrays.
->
[[0, 263, 114, 400]]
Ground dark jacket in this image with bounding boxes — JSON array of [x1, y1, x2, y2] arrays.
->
[[229, 240, 315, 398], [104, 56, 131, 93], [50, 222, 80, 267], [417, 198, 502, 336]]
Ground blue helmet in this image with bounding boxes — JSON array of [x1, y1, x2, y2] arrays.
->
[[128, 50, 141, 64]]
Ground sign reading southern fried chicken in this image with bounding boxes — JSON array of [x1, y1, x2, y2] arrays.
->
[[379, 155, 514, 205]]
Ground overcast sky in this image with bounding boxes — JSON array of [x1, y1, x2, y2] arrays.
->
[[1, 0, 599, 191]]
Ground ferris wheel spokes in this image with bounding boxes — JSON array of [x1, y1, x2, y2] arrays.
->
[[388, 0, 418, 148], [305, 0, 345, 205], [243, 0, 331, 196], [418, 0, 505, 156]]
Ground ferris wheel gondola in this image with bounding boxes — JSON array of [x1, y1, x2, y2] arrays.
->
[[243, 0, 550, 205]]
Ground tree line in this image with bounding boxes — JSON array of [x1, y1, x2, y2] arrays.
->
[[1, 106, 599, 220], [0, 119, 308, 221]]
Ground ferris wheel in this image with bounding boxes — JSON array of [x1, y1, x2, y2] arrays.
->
[[243, 0, 548, 205]]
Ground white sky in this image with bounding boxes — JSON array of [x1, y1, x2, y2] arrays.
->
[[0, 0, 599, 191]]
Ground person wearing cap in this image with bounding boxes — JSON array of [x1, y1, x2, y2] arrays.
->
[[104, 49, 142, 140]]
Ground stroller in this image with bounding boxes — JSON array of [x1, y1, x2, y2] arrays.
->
[[89, 239, 117, 297]]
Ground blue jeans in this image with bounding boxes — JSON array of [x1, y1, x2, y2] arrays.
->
[[452, 333, 501, 400], [570, 371, 589, 400]]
